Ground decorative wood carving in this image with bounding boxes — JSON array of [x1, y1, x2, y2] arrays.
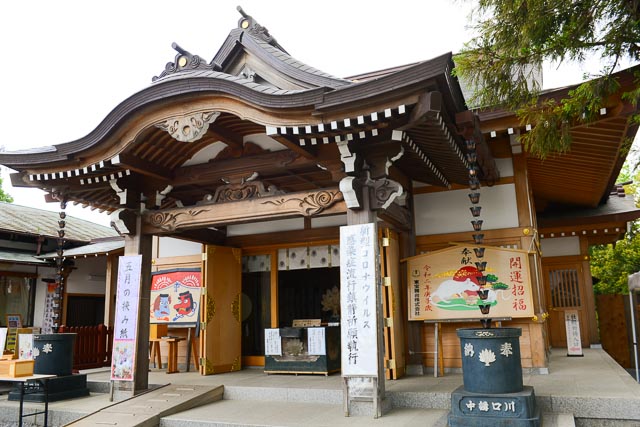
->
[[261, 189, 344, 216], [153, 42, 212, 81], [143, 188, 346, 234], [110, 208, 137, 236], [155, 111, 221, 143], [147, 209, 209, 232], [370, 178, 404, 210], [237, 6, 279, 47], [203, 180, 282, 204]]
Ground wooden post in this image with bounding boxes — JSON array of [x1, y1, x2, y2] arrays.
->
[[341, 176, 386, 417], [123, 213, 153, 394]]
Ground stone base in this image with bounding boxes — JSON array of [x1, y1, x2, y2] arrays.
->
[[8, 373, 90, 402], [448, 385, 540, 427]]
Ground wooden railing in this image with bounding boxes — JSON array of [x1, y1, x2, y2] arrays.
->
[[58, 324, 113, 370]]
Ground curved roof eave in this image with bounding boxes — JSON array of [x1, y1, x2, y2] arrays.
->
[[0, 53, 466, 170], [0, 77, 329, 168], [317, 53, 466, 114]]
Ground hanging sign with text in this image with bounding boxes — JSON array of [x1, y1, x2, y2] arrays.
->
[[407, 245, 534, 321], [110, 255, 142, 381], [340, 223, 378, 377]]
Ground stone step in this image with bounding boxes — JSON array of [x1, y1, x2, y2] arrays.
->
[[160, 399, 450, 427], [541, 413, 576, 427]]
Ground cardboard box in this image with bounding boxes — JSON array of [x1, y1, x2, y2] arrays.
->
[[0, 359, 34, 377], [150, 324, 168, 340]]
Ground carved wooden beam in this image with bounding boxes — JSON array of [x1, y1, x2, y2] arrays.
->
[[142, 187, 345, 234]]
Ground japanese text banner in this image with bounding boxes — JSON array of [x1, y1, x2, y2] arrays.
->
[[111, 255, 142, 381]]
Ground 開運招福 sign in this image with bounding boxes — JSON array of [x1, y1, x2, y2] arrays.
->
[[406, 245, 534, 321]]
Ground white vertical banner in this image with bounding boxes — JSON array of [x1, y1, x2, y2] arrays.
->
[[110, 255, 143, 381], [565, 309, 584, 357], [340, 223, 378, 376]]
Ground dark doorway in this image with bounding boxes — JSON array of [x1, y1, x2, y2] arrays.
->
[[66, 295, 104, 326], [278, 267, 340, 327]]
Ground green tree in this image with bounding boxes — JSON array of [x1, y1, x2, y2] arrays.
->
[[0, 176, 13, 203], [455, 0, 640, 158], [590, 233, 640, 294]]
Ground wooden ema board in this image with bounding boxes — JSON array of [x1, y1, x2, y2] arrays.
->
[[407, 245, 534, 321], [0, 359, 34, 377]]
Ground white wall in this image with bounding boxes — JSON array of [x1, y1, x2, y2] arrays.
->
[[157, 237, 203, 257], [540, 236, 581, 257], [413, 184, 519, 236], [66, 256, 108, 294]]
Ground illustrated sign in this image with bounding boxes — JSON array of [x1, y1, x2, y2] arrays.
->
[[150, 269, 201, 324], [340, 223, 378, 376], [407, 245, 534, 321], [111, 255, 142, 381]]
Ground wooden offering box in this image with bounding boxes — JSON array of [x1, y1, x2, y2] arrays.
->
[[0, 359, 34, 377]]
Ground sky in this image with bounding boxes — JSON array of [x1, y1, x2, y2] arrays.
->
[[0, 0, 637, 227]]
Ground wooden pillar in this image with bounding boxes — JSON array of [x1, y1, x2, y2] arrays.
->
[[342, 174, 387, 415], [122, 213, 153, 394], [580, 236, 599, 345], [104, 253, 118, 327], [511, 132, 548, 368]]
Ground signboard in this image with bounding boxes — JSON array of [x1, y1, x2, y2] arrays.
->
[[264, 328, 282, 356], [18, 334, 33, 360], [564, 309, 583, 356], [340, 223, 378, 376], [150, 269, 202, 324], [110, 255, 142, 381], [0, 328, 7, 354], [407, 245, 534, 321], [5, 314, 22, 352], [307, 327, 326, 355]]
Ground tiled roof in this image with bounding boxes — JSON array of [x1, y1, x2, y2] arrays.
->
[[0, 202, 118, 243], [249, 37, 350, 86], [0, 248, 50, 265], [152, 68, 307, 95], [39, 238, 124, 259]]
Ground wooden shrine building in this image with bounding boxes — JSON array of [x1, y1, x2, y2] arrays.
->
[[1, 7, 639, 391]]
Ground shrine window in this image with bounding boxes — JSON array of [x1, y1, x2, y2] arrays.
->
[[0, 273, 37, 327]]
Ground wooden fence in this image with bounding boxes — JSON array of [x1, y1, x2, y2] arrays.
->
[[58, 324, 113, 370]]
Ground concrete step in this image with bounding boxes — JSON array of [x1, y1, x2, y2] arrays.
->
[[160, 399, 450, 427], [67, 384, 223, 427], [541, 413, 576, 427]]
